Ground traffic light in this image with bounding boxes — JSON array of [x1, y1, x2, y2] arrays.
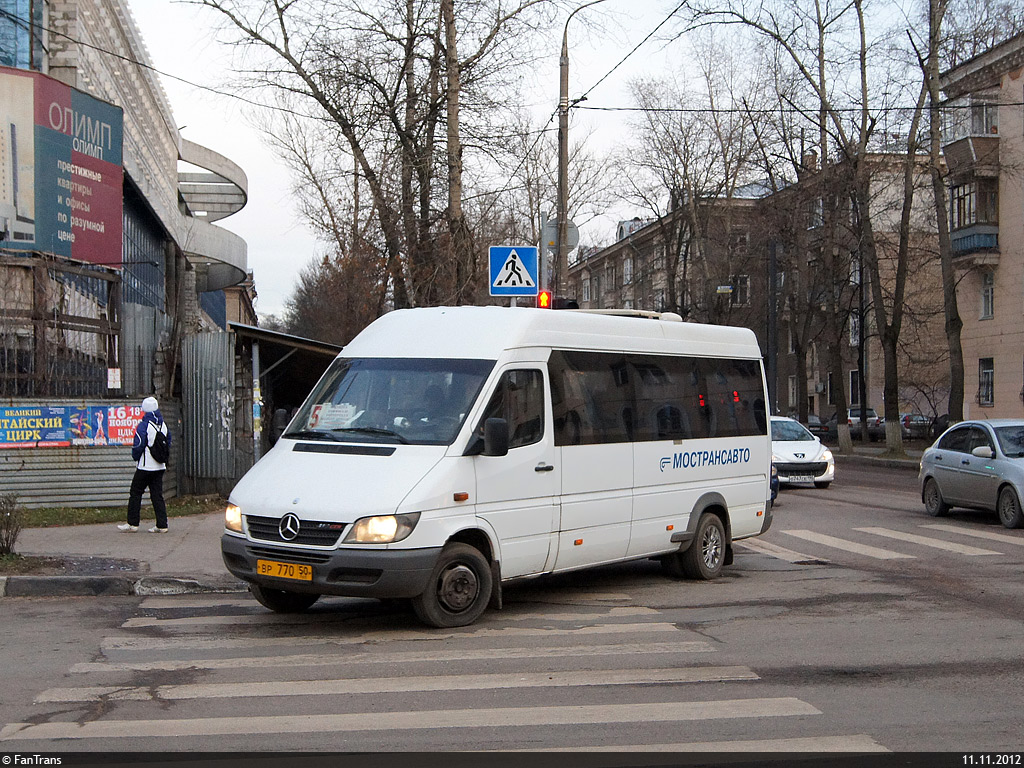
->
[[536, 291, 579, 309]]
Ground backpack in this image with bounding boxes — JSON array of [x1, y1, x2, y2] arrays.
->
[[150, 425, 170, 463]]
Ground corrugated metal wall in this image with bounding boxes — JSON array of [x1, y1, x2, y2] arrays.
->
[[0, 403, 181, 509], [121, 302, 173, 397], [181, 331, 234, 490]]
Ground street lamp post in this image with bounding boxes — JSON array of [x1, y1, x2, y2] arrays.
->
[[556, 0, 606, 297]]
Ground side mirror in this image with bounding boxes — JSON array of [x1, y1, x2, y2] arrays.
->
[[483, 417, 509, 457], [972, 445, 995, 459]]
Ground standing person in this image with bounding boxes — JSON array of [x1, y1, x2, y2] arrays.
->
[[117, 396, 171, 533]]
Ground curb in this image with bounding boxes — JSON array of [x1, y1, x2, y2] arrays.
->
[[0, 574, 248, 598], [834, 453, 920, 472]]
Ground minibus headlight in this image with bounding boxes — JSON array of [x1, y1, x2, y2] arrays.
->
[[343, 512, 421, 544], [225, 504, 243, 533]]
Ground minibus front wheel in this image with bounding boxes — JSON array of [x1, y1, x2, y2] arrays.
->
[[250, 584, 321, 613], [412, 542, 493, 628]]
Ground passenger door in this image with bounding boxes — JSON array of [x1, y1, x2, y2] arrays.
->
[[473, 368, 560, 579], [548, 351, 632, 571], [931, 426, 971, 505], [960, 426, 1001, 508]]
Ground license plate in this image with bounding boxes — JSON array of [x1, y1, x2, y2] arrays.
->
[[789, 475, 814, 483], [256, 559, 313, 581]]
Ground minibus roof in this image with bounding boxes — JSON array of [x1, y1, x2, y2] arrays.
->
[[340, 306, 762, 361]]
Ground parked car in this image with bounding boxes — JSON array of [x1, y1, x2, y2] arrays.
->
[[900, 413, 932, 440], [919, 419, 1024, 528], [770, 416, 834, 488], [930, 413, 950, 440], [804, 414, 830, 440], [825, 407, 884, 441]]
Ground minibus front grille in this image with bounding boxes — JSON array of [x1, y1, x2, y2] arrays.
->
[[775, 461, 829, 476], [246, 515, 346, 546], [247, 545, 333, 565]]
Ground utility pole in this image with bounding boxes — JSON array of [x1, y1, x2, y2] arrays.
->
[[556, 0, 606, 297]]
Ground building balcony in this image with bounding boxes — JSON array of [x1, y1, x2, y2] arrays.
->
[[951, 224, 999, 268], [943, 135, 999, 179]]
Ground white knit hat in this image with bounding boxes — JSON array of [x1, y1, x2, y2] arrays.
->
[[141, 397, 159, 413]]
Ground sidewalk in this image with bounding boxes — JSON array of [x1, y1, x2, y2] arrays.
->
[[0, 445, 924, 599], [833, 443, 923, 471], [0, 509, 247, 598]]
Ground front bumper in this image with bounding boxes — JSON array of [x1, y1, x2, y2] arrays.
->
[[221, 533, 442, 598], [775, 461, 834, 484]]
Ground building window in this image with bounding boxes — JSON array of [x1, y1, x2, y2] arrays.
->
[[806, 198, 824, 229], [732, 275, 750, 306], [606, 262, 615, 290], [0, 1, 45, 71], [850, 369, 861, 406], [849, 314, 861, 346], [729, 230, 749, 255], [951, 181, 998, 231], [788, 376, 797, 408], [943, 96, 999, 142], [582, 277, 590, 303], [979, 358, 994, 406], [623, 257, 633, 285], [981, 271, 994, 319]]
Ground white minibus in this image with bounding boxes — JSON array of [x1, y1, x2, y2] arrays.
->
[[222, 306, 772, 627]]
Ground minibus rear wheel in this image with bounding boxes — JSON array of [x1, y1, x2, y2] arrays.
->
[[682, 513, 726, 579], [663, 513, 725, 581], [250, 584, 320, 613], [412, 542, 493, 628]]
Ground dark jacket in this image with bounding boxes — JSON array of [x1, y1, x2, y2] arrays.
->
[[132, 410, 170, 466]]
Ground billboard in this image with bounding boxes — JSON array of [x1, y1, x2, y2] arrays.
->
[[0, 404, 142, 448], [0, 66, 123, 265]]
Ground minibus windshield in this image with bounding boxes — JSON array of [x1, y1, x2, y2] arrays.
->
[[283, 358, 495, 446]]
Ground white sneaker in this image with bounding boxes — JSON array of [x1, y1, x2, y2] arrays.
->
[[117, 523, 138, 532], [148, 526, 168, 533]]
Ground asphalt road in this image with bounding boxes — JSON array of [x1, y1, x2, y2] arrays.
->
[[2, 461, 1023, 759]]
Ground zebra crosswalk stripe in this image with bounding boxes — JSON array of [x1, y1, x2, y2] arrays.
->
[[0, 698, 821, 741], [504, 734, 889, 752], [70, 640, 716, 674], [854, 527, 1001, 555], [922, 524, 1024, 546], [781, 529, 915, 559], [37, 666, 761, 703], [738, 538, 829, 563]]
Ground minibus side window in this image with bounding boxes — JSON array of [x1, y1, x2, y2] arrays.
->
[[478, 369, 545, 449], [549, 350, 632, 446], [552, 350, 767, 445]]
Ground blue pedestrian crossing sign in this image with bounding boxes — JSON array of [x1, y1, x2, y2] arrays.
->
[[489, 246, 539, 297]]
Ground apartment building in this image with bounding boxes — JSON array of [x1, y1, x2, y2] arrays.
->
[[941, 32, 1024, 419], [568, 160, 945, 422]]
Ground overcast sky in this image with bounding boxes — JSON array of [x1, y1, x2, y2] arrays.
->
[[126, 0, 675, 318]]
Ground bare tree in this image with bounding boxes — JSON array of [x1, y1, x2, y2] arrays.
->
[[194, 0, 561, 313]]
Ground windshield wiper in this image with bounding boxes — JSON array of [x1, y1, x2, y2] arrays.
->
[[282, 429, 343, 442], [331, 427, 410, 444]]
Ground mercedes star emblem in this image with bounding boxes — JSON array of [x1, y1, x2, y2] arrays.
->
[[279, 513, 301, 541]]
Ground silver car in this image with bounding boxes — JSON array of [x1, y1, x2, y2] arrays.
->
[[919, 419, 1024, 528]]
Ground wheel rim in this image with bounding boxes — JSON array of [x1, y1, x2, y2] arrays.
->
[[925, 481, 939, 512], [436, 563, 479, 613], [702, 524, 723, 569], [1000, 491, 1018, 525]]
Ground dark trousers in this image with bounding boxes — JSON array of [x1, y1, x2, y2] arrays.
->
[[127, 469, 168, 528]]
